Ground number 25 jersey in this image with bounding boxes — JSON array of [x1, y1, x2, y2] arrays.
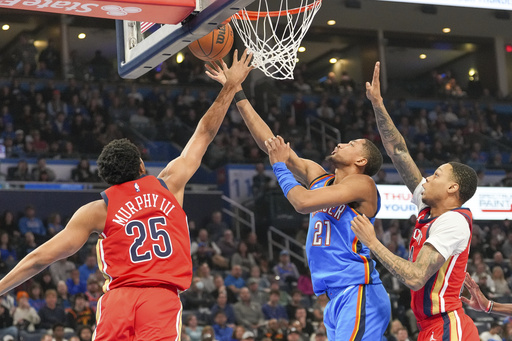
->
[[98, 175, 192, 293]]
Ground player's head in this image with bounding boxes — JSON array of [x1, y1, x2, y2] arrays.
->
[[327, 138, 382, 176], [422, 162, 477, 206], [97, 139, 143, 185]]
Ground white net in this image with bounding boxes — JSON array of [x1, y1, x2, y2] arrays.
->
[[230, 0, 322, 80]]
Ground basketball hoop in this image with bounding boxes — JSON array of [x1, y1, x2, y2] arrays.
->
[[230, 0, 322, 80]]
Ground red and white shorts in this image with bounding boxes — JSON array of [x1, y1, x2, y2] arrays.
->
[[93, 286, 182, 341], [417, 308, 479, 341]]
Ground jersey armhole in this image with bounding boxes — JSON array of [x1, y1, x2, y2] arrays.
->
[[308, 173, 332, 189], [157, 178, 169, 190], [100, 191, 108, 206]]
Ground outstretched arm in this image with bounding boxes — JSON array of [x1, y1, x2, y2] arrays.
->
[[0, 200, 104, 296], [350, 214, 445, 291], [205, 62, 325, 185], [462, 272, 512, 316], [266, 136, 378, 216], [158, 50, 253, 205], [366, 62, 422, 193]]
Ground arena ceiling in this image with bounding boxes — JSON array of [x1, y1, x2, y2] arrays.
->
[[0, 0, 511, 80]]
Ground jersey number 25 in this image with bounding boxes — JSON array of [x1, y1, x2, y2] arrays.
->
[[125, 216, 173, 263]]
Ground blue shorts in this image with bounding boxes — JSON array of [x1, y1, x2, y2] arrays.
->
[[323, 284, 390, 341]]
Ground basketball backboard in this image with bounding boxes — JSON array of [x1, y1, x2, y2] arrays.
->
[[116, 0, 254, 79]]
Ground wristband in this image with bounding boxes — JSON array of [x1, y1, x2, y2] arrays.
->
[[234, 90, 247, 103], [485, 300, 494, 313], [272, 162, 301, 198]]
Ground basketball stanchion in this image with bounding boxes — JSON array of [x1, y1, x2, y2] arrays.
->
[[230, 0, 322, 80]]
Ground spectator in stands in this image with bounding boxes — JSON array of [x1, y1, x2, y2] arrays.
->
[[294, 307, 314, 337], [196, 263, 216, 294], [17, 232, 38, 258], [211, 274, 237, 304], [258, 318, 284, 341], [233, 287, 265, 332], [56, 281, 71, 309], [491, 266, 511, 297], [217, 229, 238, 260], [249, 265, 270, 291], [285, 290, 305, 321], [200, 325, 216, 341], [502, 232, 512, 259], [212, 311, 233, 341], [231, 242, 257, 276], [38, 271, 56, 293], [210, 291, 236, 326], [245, 233, 264, 264], [499, 169, 512, 187], [272, 251, 299, 292], [191, 228, 226, 269], [0, 302, 16, 340], [224, 265, 245, 295], [205, 211, 230, 242], [66, 270, 86, 296], [38, 289, 66, 332], [31, 158, 56, 182], [7, 159, 31, 181], [185, 315, 203, 341], [47, 213, 64, 237], [65, 293, 94, 330], [479, 322, 503, 341], [0, 232, 17, 270], [78, 255, 98, 284], [89, 50, 111, 81], [84, 277, 101, 313], [0, 211, 18, 239], [181, 277, 215, 321], [247, 278, 267, 306], [311, 294, 328, 322], [13, 291, 40, 334], [49, 258, 76, 285], [76, 325, 93, 341], [28, 283, 45, 312], [262, 289, 288, 321]]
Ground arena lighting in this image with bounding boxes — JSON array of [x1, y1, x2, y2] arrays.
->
[[442, 27, 451, 33], [506, 44, 512, 53], [327, 19, 336, 25], [298, 46, 306, 52], [78, 33, 86, 39], [419, 54, 426, 59], [176, 52, 184, 63], [2, 24, 9, 31], [378, 0, 512, 11], [329, 58, 338, 64]]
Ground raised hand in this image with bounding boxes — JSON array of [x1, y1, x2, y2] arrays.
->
[[222, 49, 254, 88], [205, 61, 226, 85], [265, 135, 291, 165], [365, 61, 383, 105], [461, 272, 488, 311]]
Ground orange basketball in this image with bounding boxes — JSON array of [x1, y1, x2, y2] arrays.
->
[[188, 23, 234, 62]]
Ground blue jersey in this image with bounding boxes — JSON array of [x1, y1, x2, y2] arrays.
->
[[306, 174, 382, 296]]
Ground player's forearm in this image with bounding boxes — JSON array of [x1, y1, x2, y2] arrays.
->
[[0, 251, 49, 295], [367, 241, 424, 291], [489, 301, 512, 316], [236, 100, 274, 153], [196, 83, 238, 140], [371, 101, 422, 193]]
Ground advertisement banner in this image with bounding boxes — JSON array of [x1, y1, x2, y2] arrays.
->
[[0, 0, 194, 25]]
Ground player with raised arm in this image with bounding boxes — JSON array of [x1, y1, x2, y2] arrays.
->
[[206, 62, 390, 341], [350, 61, 479, 341], [0, 50, 253, 341]]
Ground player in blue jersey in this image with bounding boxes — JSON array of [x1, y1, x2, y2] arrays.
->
[[206, 62, 391, 341]]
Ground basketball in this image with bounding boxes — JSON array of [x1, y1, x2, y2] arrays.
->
[[188, 23, 234, 62]]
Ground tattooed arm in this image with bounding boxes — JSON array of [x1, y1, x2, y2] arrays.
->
[[366, 62, 423, 194], [351, 215, 445, 291]]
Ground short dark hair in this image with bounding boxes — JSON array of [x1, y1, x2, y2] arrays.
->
[[97, 139, 141, 185], [449, 162, 477, 204], [362, 139, 383, 177]]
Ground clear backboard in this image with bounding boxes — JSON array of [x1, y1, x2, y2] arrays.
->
[[116, 0, 254, 79]]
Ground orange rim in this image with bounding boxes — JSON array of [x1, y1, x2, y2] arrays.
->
[[233, 0, 321, 21]]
